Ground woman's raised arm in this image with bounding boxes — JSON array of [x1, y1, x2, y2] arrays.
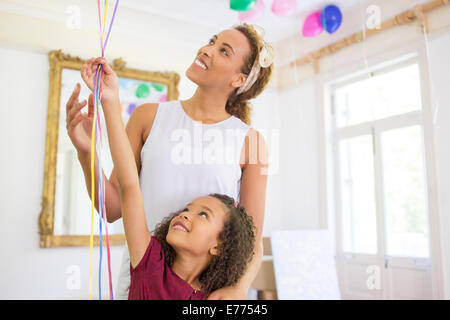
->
[[74, 94, 149, 223]]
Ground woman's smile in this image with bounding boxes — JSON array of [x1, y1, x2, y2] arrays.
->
[[193, 58, 208, 70]]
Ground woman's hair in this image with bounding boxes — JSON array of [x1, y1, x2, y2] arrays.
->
[[152, 193, 256, 295], [226, 23, 274, 125]]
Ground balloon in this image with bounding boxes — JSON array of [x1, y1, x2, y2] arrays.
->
[[302, 11, 323, 37], [135, 83, 150, 98], [271, 0, 297, 17], [321, 5, 343, 34], [239, 0, 265, 22], [158, 95, 168, 102], [151, 83, 165, 92], [230, 0, 257, 12], [127, 103, 136, 115]]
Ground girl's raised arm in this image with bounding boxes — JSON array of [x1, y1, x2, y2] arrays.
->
[[81, 57, 151, 268]]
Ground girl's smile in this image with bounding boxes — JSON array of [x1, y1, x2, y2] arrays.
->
[[172, 220, 189, 232]]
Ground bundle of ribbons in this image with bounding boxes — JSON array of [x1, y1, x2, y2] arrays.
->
[[89, 0, 119, 300]]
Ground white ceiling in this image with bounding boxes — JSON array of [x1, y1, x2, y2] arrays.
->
[[0, 0, 431, 71], [121, 0, 365, 44]]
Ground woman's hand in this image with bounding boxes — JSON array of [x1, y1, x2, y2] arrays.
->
[[66, 83, 94, 155], [207, 285, 248, 300], [81, 57, 119, 107]]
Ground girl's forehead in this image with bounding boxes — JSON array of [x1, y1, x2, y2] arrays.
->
[[192, 197, 228, 216]]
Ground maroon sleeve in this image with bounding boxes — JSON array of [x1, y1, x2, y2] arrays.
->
[[129, 236, 163, 274]]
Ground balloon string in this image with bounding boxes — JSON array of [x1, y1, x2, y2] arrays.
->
[[102, 0, 119, 54], [96, 70, 103, 300], [89, 66, 101, 301], [91, 0, 103, 302], [103, 0, 109, 51], [97, 0, 103, 57], [359, 1, 370, 76], [95, 64, 113, 300], [98, 143, 103, 300], [421, 24, 440, 126], [89, 0, 119, 300]]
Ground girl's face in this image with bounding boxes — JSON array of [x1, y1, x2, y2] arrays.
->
[[185, 29, 251, 94], [166, 196, 229, 258]]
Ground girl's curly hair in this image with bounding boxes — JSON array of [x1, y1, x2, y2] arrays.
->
[[226, 23, 274, 125], [152, 193, 256, 295]]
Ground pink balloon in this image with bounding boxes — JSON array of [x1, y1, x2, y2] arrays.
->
[[239, 0, 265, 22], [302, 11, 323, 37], [271, 0, 297, 17]]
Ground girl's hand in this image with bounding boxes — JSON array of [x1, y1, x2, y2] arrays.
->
[[81, 57, 119, 107], [207, 285, 247, 300]]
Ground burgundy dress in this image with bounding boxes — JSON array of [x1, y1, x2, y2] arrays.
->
[[128, 236, 208, 300]]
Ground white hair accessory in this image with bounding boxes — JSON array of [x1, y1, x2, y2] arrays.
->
[[236, 24, 274, 95]]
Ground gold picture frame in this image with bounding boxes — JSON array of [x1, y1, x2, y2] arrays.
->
[[39, 50, 180, 248]]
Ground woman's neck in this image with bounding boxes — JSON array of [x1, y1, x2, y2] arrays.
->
[[181, 87, 232, 124], [171, 252, 209, 291]]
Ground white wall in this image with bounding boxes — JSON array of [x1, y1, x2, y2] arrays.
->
[[277, 82, 321, 230], [248, 80, 322, 236], [250, 88, 283, 236], [428, 29, 450, 299]]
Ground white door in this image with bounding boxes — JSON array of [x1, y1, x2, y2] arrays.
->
[[376, 123, 433, 299], [331, 61, 435, 299]]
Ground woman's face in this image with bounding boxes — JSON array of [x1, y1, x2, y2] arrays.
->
[[166, 196, 229, 258], [185, 29, 251, 94]]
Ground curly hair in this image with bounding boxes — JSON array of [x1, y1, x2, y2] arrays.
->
[[226, 23, 274, 125], [152, 193, 256, 295]]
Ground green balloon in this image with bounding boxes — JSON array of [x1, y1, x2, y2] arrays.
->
[[151, 83, 165, 92], [230, 0, 257, 12], [135, 83, 150, 98]]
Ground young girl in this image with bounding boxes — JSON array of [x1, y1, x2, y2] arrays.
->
[[81, 58, 256, 299]]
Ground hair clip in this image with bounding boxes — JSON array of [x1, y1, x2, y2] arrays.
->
[[250, 24, 274, 68], [236, 24, 274, 95]]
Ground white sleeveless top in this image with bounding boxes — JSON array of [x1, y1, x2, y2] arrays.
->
[[115, 100, 251, 299]]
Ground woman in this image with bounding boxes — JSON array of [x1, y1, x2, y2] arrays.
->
[[66, 23, 273, 299]]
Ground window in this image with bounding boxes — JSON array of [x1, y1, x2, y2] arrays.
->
[[335, 64, 422, 127], [333, 62, 430, 258]]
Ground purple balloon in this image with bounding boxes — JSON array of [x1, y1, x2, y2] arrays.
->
[[302, 11, 323, 37], [127, 103, 137, 115]]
